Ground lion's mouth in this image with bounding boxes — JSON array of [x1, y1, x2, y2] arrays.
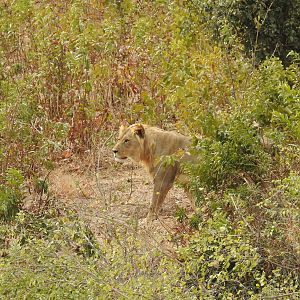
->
[[114, 154, 127, 163]]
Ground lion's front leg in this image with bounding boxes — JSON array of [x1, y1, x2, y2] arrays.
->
[[147, 187, 170, 222], [146, 164, 178, 222]]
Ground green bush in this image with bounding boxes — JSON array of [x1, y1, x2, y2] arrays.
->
[[180, 54, 300, 297], [1, 204, 299, 299], [258, 173, 300, 268], [189, 116, 271, 191], [179, 210, 300, 299], [188, 0, 300, 65], [0, 207, 190, 299], [0, 169, 24, 221], [185, 56, 300, 192]]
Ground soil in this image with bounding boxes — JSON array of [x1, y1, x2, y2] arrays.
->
[[47, 146, 194, 250]]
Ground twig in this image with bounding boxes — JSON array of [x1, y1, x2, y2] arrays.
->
[[230, 194, 256, 236], [97, 133, 114, 170], [252, 1, 274, 66], [37, 169, 52, 210], [224, 50, 237, 102], [128, 162, 134, 200], [157, 216, 175, 236]]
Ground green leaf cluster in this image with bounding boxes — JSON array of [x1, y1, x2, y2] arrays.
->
[[0, 169, 24, 221]]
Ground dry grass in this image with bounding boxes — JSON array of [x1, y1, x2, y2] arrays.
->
[[47, 146, 193, 251]]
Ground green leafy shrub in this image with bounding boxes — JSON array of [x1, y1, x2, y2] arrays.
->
[[189, 116, 271, 191], [0, 169, 24, 221], [179, 210, 300, 299], [250, 58, 300, 139], [188, 0, 300, 65], [257, 173, 300, 268], [179, 54, 300, 297]]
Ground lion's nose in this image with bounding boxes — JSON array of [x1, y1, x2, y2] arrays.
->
[[112, 149, 118, 154]]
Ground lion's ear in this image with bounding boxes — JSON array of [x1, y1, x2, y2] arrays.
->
[[118, 125, 127, 138], [133, 124, 145, 139]]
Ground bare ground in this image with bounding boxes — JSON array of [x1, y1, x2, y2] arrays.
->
[[47, 147, 193, 250]]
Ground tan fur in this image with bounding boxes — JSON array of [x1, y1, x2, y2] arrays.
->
[[112, 123, 195, 221]]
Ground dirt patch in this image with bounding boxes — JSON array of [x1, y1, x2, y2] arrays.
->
[[48, 148, 193, 248]]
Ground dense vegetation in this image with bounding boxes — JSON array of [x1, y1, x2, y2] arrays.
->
[[1, 0, 299, 298], [190, 0, 300, 65]]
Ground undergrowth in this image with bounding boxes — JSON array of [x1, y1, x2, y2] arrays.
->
[[0, 205, 188, 299], [1, 0, 299, 298]]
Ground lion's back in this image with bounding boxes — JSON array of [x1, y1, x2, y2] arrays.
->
[[145, 126, 191, 157]]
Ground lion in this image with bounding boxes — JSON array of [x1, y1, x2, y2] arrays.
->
[[112, 123, 195, 221]]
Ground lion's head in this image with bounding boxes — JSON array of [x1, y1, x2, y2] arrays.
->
[[112, 124, 146, 163]]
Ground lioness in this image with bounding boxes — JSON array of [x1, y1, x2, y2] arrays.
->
[[112, 123, 194, 221]]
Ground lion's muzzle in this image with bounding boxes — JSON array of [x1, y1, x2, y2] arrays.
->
[[112, 149, 127, 163]]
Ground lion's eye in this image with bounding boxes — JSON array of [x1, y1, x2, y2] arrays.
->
[[124, 139, 130, 144]]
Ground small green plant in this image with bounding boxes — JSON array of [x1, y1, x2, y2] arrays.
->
[[189, 212, 202, 229], [175, 206, 187, 223], [0, 169, 24, 221]]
